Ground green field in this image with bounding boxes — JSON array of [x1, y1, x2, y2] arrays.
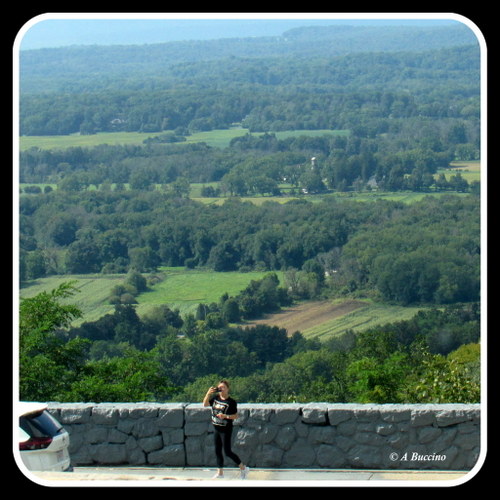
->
[[19, 269, 426, 341], [441, 161, 481, 183], [301, 300, 424, 340], [19, 268, 283, 324], [137, 267, 283, 316], [190, 189, 470, 207], [19, 274, 125, 324], [19, 128, 349, 151]]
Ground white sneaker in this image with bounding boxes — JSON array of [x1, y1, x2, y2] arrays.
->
[[212, 471, 224, 479], [240, 466, 250, 479]]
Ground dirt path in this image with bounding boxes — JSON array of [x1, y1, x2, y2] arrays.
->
[[244, 299, 366, 334]]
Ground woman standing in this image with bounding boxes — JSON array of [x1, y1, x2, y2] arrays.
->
[[203, 380, 250, 479]]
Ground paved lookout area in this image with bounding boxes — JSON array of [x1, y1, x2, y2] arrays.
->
[[29, 466, 471, 485]]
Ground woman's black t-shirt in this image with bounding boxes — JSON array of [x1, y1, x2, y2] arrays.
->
[[209, 396, 237, 428]]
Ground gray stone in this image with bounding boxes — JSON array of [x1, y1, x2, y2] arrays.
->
[[185, 422, 209, 436], [259, 424, 279, 444], [379, 405, 411, 423], [354, 431, 385, 446], [317, 444, 345, 468], [387, 432, 409, 450], [235, 428, 260, 448], [458, 431, 480, 451], [148, 444, 185, 466], [185, 404, 211, 422], [87, 426, 108, 443], [108, 428, 128, 443], [90, 443, 127, 464], [270, 405, 301, 425], [91, 407, 119, 425], [275, 425, 296, 450], [283, 439, 316, 467], [127, 405, 158, 419], [302, 403, 328, 424], [138, 434, 163, 453], [162, 428, 184, 445], [260, 444, 283, 467], [433, 427, 458, 453], [376, 423, 396, 436], [117, 417, 135, 434], [353, 407, 380, 422], [308, 426, 336, 445], [418, 426, 441, 444], [132, 417, 159, 438], [328, 409, 352, 426], [347, 444, 381, 468], [185, 436, 204, 466], [158, 406, 184, 427], [436, 408, 476, 427], [57, 405, 92, 424], [337, 420, 357, 436], [129, 447, 146, 465], [411, 409, 436, 427], [249, 407, 272, 421]]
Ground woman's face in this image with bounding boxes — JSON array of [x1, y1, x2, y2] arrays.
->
[[218, 382, 229, 395]]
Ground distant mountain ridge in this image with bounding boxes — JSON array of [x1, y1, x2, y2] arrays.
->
[[20, 23, 478, 94]]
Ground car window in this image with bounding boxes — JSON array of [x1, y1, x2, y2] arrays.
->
[[20, 410, 63, 438]]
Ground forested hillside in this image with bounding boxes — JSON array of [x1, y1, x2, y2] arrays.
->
[[20, 192, 480, 307], [20, 44, 479, 136]]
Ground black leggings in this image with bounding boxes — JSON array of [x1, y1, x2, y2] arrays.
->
[[213, 425, 241, 468]]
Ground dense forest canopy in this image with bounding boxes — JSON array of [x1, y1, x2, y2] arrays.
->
[[19, 44, 479, 136]]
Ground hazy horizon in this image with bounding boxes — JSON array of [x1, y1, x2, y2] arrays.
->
[[18, 16, 459, 50]]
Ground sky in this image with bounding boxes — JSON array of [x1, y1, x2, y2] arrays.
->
[[16, 14, 461, 50]]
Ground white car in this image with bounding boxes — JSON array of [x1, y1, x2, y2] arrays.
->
[[17, 402, 71, 472]]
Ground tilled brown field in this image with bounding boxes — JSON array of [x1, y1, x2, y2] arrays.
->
[[243, 299, 366, 334]]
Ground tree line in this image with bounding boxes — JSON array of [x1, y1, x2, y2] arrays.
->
[[20, 122, 479, 196], [20, 191, 480, 307], [19, 282, 480, 404]]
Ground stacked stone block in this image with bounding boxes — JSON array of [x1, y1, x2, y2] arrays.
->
[[47, 403, 480, 470]]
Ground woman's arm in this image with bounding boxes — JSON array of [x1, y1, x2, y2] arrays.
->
[[203, 387, 216, 407]]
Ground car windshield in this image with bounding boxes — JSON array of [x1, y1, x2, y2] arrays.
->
[[20, 410, 63, 438]]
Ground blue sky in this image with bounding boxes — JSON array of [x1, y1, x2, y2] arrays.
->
[[17, 15, 459, 50]]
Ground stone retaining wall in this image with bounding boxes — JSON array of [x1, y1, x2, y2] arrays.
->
[[47, 403, 481, 470]]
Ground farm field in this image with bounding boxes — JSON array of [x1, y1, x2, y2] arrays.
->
[[19, 274, 125, 324], [442, 161, 481, 183], [18, 268, 283, 324], [191, 189, 470, 207], [19, 128, 348, 151], [136, 267, 283, 316], [18, 269, 423, 340], [245, 298, 424, 340]]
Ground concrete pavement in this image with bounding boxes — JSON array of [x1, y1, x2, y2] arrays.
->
[[29, 466, 471, 486]]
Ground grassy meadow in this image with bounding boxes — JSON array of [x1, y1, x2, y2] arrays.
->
[[137, 267, 283, 316], [19, 268, 283, 324], [19, 267, 425, 341], [19, 128, 348, 151]]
